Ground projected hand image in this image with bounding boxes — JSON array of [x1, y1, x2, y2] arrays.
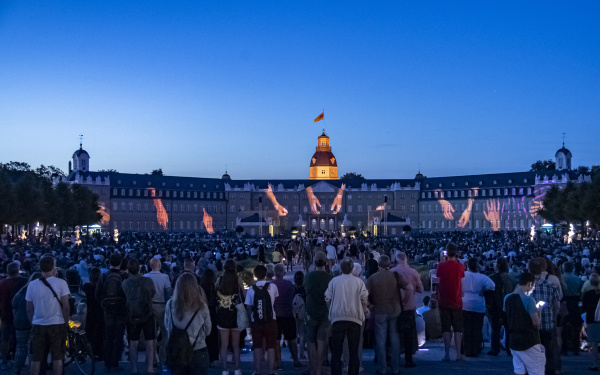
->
[[203, 208, 214, 234], [484, 199, 501, 231], [330, 184, 345, 214], [266, 184, 288, 216], [149, 188, 169, 230], [457, 199, 474, 228], [306, 187, 321, 214], [438, 199, 455, 220]]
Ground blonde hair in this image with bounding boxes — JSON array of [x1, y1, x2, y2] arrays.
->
[[173, 273, 204, 320]]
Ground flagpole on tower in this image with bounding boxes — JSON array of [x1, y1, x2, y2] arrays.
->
[[322, 109, 325, 134]]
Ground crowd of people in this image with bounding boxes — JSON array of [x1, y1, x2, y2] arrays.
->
[[0, 228, 599, 375]]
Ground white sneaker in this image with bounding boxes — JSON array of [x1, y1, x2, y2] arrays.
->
[[234, 370, 242, 375], [222, 371, 229, 375]]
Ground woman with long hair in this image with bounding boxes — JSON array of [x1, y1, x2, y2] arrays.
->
[[82, 267, 104, 359], [11, 272, 41, 375], [200, 269, 219, 364], [215, 259, 244, 375], [165, 272, 211, 375]]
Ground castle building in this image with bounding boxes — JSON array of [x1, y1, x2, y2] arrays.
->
[[57, 133, 590, 236]]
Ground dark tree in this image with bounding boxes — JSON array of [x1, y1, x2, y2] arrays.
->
[[340, 172, 365, 181], [151, 169, 164, 176], [530, 160, 556, 172]]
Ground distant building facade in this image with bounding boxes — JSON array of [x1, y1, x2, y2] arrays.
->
[[56, 133, 590, 236]]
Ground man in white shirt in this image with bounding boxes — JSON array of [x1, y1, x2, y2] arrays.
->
[[145, 258, 172, 365], [26, 255, 70, 375], [326, 242, 337, 269]]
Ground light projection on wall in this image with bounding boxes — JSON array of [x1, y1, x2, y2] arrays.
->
[[203, 208, 214, 234], [149, 188, 168, 230], [99, 204, 110, 224], [434, 189, 473, 228], [305, 186, 321, 214], [484, 199, 502, 231], [330, 184, 345, 214], [266, 184, 288, 216]]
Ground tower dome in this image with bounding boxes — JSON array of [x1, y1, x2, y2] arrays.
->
[[72, 144, 90, 173], [309, 131, 338, 180], [555, 145, 572, 171]]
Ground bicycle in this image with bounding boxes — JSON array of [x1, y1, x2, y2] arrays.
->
[[64, 319, 95, 375]]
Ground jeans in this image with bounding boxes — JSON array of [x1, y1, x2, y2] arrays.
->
[[13, 329, 29, 371], [331, 321, 361, 375], [489, 312, 510, 355], [398, 310, 417, 363], [103, 312, 126, 369], [152, 304, 167, 362], [463, 311, 484, 356], [539, 329, 557, 375], [374, 313, 400, 373], [0, 321, 15, 363]]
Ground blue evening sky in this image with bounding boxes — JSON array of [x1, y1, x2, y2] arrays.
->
[[1, 1, 598, 179]]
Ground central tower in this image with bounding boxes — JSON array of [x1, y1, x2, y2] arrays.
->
[[309, 130, 338, 180]]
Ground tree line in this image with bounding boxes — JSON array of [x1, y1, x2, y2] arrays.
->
[[538, 177, 600, 230], [0, 162, 102, 236]]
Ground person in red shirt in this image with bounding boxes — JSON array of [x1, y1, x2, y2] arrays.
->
[[436, 242, 465, 361]]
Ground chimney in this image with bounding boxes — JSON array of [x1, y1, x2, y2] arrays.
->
[[68, 161, 72, 174]]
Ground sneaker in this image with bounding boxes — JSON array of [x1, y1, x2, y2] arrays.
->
[[234, 370, 242, 375], [222, 371, 229, 375]]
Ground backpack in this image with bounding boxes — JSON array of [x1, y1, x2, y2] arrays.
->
[[252, 282, 273, 324], [165, 302, 200, 372], [126, 277, 152, 324], [101, 272, 126, 314], [292, 292, 306, 320]]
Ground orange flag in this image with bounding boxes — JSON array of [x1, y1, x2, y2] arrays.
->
[[314, 111, 324, 122]]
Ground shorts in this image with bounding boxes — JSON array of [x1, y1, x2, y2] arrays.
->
[[31, 324, 67, 362], [127, 315, 156, 341], [440, 307, 463, 333], [251, 320, 278, 350], [276, 316, 297, 340], [512, 344, 545, 375], [305, 318, 330, 343]]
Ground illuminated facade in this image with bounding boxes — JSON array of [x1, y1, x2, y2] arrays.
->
[[57, 141, 591, 235], [309, 131, 338, 180]]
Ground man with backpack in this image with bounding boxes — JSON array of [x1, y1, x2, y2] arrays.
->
[[245, 264, 279, 375], [25, 255, 70, 375], [272, 263, 304, 369], [123, 258, 156, 374], [96, 252, 127, 373]]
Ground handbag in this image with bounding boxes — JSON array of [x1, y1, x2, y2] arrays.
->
[[236, 288, 249, 331]]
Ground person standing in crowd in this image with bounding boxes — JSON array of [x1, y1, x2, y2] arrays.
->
[[145, 257, 173, 366], [0, 262, 27, 370], [199, 269, 219, 364], [272, 263, 304, 369], [462, 257, 495, 357], [504, 271, 545, 375], [11, 272, 41, 375], [215, 259, 245, 375], [25, 255, 70, 375], [392, 251, 424, 367], [325, 258, 368, 375], [123, 258, 156, 374], [581, 273, 600, 370], [286, 240, 297, 272], [293, 271, 307, 360], [326, 241, 337, 269], [529, 257, 561, 375], [82, 267, 104, 360], [436, 242, 465, 362], [486, 257, 515, 356], [423, 299, 442, 340], [365, 253, 379, 279], [366, 255, 405, 374], [245, 264, 279, 375], [304, 252, 333, 375], [165, 273, 212, 375], [561, 261, 582, 356], [96, 252, 127, 373]]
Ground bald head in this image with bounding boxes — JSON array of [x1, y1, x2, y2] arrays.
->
[[396, 251, 408, 265], [150, 258, 161, 271]]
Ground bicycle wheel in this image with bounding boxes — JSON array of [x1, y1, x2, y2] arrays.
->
[[73, 333, 95, 375]]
